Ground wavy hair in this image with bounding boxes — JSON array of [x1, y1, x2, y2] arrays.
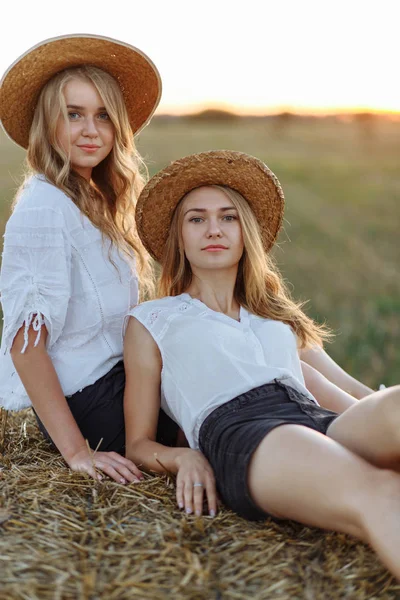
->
[[158, 185, 331, 348], [15, 65, 153, 295]]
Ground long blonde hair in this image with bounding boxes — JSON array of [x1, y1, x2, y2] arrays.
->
[[159, 185, 331, 349], [15, 65, 153, 294]]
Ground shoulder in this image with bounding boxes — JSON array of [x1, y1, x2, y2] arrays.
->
[[125, 297, 182, 352], [129, 295, 186, 319], [9, 176, 73, 227], [17, 175, 71, 208], [127, 295, 189, 334]]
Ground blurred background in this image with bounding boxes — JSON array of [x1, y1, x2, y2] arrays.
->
[[1, 0, 399, 387]]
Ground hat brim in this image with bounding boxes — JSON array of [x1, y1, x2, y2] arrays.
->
[[0, 34, 161, 149], [136, 150, 285, 262]]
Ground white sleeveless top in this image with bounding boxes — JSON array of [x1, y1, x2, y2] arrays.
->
[[128, 294, 318, 449], [0, 175, 139, 410]]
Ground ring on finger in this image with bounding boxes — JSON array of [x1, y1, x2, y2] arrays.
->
[[193, 482, 204, 487]]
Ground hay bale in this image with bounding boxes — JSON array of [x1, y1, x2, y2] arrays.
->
[[0, 409, 399, 599]]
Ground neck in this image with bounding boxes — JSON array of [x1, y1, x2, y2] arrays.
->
[[73, 166, 93, 181], [185, 265, 240, 318]]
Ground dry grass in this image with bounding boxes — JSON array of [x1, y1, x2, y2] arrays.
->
[[1, 409, 399, 599]]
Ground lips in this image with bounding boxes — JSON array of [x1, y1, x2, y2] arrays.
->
[[78, 145, 101, 152], [202, 245, 228, 251]]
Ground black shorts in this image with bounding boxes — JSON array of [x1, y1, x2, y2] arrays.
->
[[34, 361, 179, 453], [198, 380, 338, 521]]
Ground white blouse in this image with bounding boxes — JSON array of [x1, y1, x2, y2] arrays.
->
[[0, 175, 138, 410], [128, 294, 318, 449]]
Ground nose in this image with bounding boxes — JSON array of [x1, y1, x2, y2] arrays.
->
[[82, 116, 98, 138], [206, 216, 222, 238]]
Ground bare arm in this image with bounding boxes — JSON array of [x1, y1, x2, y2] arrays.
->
[[11, 323, 142, 483], [124, 316, 217, 515], [301, 361, 358, 413], [300, 346, 374, 399], [11, 324, 89, 460]]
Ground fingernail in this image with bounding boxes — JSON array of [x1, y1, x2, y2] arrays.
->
[[132, 477, 141, 484], [120, 478, 126, 484], [178, 502, 184, 509], [209, 510, 216, 517], [185, 507, 192, 514]]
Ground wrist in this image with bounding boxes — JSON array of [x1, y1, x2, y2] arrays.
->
[[174, 448, 196, 468], [64, 444, 91, 466]]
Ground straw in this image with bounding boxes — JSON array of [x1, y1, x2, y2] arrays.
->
[[0, 408, 398, 599]]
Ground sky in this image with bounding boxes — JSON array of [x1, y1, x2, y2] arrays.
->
[[1, 0, 399, 115]]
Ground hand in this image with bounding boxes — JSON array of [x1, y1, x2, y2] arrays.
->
[[175, 450, 217, 517], [67, 447, 143, 484]]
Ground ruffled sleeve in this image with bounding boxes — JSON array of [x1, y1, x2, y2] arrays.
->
[[0, 205, 71, 354]]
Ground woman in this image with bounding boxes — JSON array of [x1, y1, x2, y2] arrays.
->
[[123, 150, 400, 579], [0, 34, 178, 483]]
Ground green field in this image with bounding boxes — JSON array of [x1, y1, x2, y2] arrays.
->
[[0, 116, 399, 387]]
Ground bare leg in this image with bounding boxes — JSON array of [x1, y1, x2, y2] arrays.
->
[[326, 385, 400, 468], [248, 424, 400, 579]]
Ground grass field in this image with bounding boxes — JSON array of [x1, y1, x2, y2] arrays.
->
[[1, 116, 399, 387]]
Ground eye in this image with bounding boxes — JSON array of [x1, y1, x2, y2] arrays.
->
[[68, 112, 80, 120], [222, 214, 237, 221], [189, 217, 204, 223], [98, 112, 110, 121]]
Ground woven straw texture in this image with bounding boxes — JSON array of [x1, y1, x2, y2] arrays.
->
[[0, 34, 161, 149], [1, 408, 399, 599], [136, 150, 285, 262]]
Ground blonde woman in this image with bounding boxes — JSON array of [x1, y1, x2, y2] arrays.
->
[[0, 35, 178, 483], [123, 151, 400, 579]]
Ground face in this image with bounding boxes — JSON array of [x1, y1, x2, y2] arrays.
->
[[181, 187, 244, 272], [56, 78, 115, 180]]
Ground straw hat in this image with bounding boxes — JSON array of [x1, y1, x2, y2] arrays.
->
[[136, 150, 285, 262], [0, 34, 161, 149]]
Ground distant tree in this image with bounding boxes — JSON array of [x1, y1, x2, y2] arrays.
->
[[275, 111, 295, 122], [186, 108, 239, 122], [271, 111, 296, 136], [353, 112, 376, 142]]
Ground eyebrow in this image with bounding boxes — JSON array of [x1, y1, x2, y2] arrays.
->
[[184, 206, 237, 216], [66, 104, 107, 111]]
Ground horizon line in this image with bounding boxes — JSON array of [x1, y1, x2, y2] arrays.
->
[[155, 103, 400, 118]]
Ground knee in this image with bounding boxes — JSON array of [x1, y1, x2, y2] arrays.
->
[[358, 469, 400, 522], [375, 386, 400, 430], [370, 470, 400, 513]]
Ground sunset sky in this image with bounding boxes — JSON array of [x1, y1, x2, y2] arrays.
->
[[1, 0, 398, 115]]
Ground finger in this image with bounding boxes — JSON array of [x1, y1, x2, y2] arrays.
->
[[119, 462, 143, 481], [205, 475, 218, 516], [176, 475, 184, 510], [95, 462, 127, 484], [108, 462, 142, 484], [96, 455, 142, 483], [99, 453, 143, 480], [193, 482, 204, 516], [114, 464, 141, 484], [71, 462, 103, 481], [107, 452, 143, 472], [183, 479, 194, 515]]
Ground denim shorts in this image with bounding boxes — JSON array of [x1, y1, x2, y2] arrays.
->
[[34, 361, 179, 453], [198, 380, 338, 521]]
